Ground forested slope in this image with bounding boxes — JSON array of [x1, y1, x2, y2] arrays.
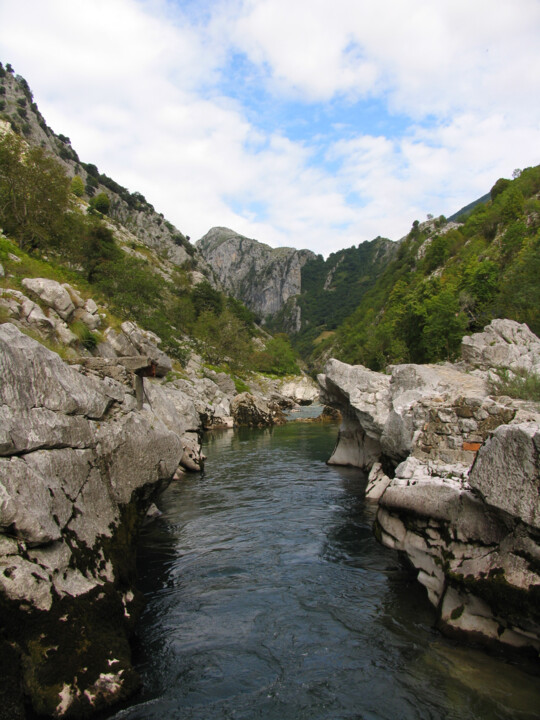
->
[[323, 167, 540, 371]]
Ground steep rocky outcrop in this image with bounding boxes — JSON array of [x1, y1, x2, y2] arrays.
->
[[196, 227, 315, 319], [0, 316, 317, 717], [319, 320, 540, 655]]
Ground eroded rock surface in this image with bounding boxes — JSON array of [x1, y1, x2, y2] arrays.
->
[[0, 324, 189, 718], [319, 320, 540, 656]]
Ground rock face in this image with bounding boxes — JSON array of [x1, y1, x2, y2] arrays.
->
[[318, 320, 540, 656], [0, 325, 191, 718], [196, 227, 315, 319], [1, 279, 172, 376]]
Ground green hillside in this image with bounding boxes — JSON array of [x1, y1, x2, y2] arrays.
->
[[268, 237, 397, 358], [0, 63, 300, 378], [323, 167, 540, 370]]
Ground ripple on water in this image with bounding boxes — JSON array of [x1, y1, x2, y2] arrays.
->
[[107, 423, 540, 720]]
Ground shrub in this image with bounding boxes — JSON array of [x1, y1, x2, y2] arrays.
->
[[0, 131, 71, 250], [71, 321, 99, 350], [490, 368, 540, 402]]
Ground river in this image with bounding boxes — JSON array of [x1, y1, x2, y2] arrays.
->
[[108, 421, 540, 720]]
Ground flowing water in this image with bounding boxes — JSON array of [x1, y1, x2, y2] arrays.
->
[[109, 422, 540, 720]]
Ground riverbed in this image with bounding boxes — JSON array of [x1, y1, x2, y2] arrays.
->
[[108, 422, 540, 720]]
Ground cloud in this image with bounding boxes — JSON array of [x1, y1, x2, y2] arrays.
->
[[0, 0, 539, 257]]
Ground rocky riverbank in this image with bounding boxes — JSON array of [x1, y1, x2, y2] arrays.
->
[[319, 319, 540, 656], [0, 278, 318, 718]]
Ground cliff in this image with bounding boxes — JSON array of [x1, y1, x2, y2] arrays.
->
[[319, 319, 540, 655], [196, 227, 316, 320]]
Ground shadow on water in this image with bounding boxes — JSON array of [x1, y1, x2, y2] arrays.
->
[[106, 423, 540, 720]]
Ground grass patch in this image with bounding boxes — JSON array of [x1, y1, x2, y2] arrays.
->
[[233, 376, 250, 393], [70, 320, 100, 350]]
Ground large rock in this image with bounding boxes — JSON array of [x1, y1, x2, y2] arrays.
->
[[0, 324, 190, 718], [461, 318, 540, 373], [469, 422, 540, 529], [278, 375, 319, 405], [21, 277, 76, 320], [231, 392, 286, 427], [319, 320, 540, 655]]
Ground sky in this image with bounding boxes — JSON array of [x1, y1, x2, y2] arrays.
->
[[1, 0, 539, 256]]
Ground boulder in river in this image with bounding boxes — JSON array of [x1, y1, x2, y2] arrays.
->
[[231, 392, 287, 427]]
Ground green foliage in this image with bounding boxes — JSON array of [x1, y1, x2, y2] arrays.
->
[[254, 334, 300, 376], [233, 376, 250, 393], [70, 175, 85, 197], [281, 237, 395, 360], [193, 308, 252, 369], [70, 320, 99, 350], [82, 223, 122, 283], [0, 131, 71, 251], [490, 368, 540, 402], [191, 281, 223, 317], [328, 165, 540, 371], [490, 177, 511, 201], [89, 192, 110, 215]]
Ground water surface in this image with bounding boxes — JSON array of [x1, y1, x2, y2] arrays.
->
[[109, 422, 540, 720]]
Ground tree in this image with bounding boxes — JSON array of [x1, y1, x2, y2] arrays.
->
[[89, 192, 110, 215], [422, 290, 468, 361], [490, 177, 510, 202], [0, 131, 71, 250], [191, 281, 223, 317], [71, 175, 85, 197], [255, 334, 300, 375], [82, 223, 122, 283]]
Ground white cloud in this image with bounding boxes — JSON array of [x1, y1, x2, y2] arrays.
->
[[0, 0, 539, 257]]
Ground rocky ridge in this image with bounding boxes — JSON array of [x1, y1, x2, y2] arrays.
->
[[318, 319, 540, 655], [0, 323, 186, 718], [196, 227, 316, 320], [0, 67, 212, 273]]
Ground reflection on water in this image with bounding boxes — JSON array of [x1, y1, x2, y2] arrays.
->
[[108, 423, 540, 720]]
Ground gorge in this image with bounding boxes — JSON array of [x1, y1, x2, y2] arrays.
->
[[1, 64, 539, 719], [1, 315, 539, 719]]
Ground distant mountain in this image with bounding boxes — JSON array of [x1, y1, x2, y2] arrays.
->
[[196, 227, 316, 321], [269, 236, 397, 356]]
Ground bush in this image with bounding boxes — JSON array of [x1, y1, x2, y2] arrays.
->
[[71, 321, 99, 350], [0, 131, 71, 250], [254, 334, 300, 375], [490, 368, 540, 402], [71, 175, 85, 197]]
